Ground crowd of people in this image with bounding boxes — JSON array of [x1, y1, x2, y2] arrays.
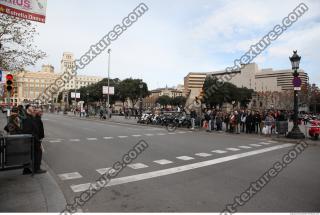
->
[[3, 105, 46, 175]]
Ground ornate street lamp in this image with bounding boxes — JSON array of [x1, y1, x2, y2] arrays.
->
[[287, 50, 305, 139]]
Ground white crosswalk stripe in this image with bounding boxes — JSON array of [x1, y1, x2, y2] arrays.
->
[[267, 140, 278, 143], [156, 133, 166, 136], [153, 159, 173, 165], [127, 163, 149, 169], [144, 134, 154, 136], [195, 153, 212, 157], [87, 138, 97, 141], [259, 142, 272, 145], [176, 156, 194, 161], [118, 136, 128, 138], [132, 134, 142, 137], [103, 137, 113, 140], [177, 131, 187, 134], [226, 148, 241, 151], [250, 144, 262, 147], [168, 132, 176, 135], [49, 140, 61, 143], [69, 139, 80, 142], [58, 172, 82, 180], [211, 150, 227, 154], [96, 168, 111, 175], [239, 146, 252, 149]]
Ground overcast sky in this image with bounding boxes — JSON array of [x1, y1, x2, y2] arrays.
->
[[29, 0, 320, 90]]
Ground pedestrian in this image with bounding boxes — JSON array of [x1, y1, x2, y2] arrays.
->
[[240, 110, 247, 133], [4, 107, 22, 135], [34, 107, 46, 173], [190, 109, 197, 130], [21, 104, 46, 174], [264, 112, 275, 137]]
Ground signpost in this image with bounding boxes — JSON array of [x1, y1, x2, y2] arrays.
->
[[0, 0, 47, 23], [292, 76, 302, 91], [102, 86, 114, 95]]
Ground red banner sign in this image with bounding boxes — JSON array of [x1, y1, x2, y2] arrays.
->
[[0, 0, 47, 23]]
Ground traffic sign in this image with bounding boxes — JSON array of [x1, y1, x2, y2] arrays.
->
[[292, 77, 302, 88], [294, 87, 301, 91]]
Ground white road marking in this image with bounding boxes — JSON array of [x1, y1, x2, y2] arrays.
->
[[250, 143, 262, 147], [168, 132, 176, 135], [268, 140, 279, 143], [195, 153, 212, 157], [226, 148, 241, 151], [156, 133, 166, 136], [239, 146, 252, 149], [127, 163, 149, 169], [259, 142, 272, 145], [87, 138, 98, 141], [211, 150, 227, 154], [176, 156, 194, 161], [70, 143, 294, 192], [49, 140, 61, 143], [118, 136, 128, 139], [58, 172, 82, 180], [132, 134, 142, 137], [103, 137, 114, 140], [96, 168, 111, 175], [144, 134, 154, 136], [177, 131, 187, 134], [153, 159, 173, 165], [69, 139, 80, 142]]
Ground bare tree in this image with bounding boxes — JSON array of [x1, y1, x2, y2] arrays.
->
[[0, 13, 46, 71]]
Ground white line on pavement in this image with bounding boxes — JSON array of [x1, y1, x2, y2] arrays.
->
[[239, 146, 252, 149], [176, 156, 194, 161], [103, 137, 114, 140], [177, 131, 187, 134], [58, 172, 82, 180], [268, 140, 279, 143], [226, 148, 241, 151], [259, 142, 272, 145], [87, 138, 98, 141], [195, 153, 212, 157], [144, 134, 154, 136], [70, 143, 294, 192], [211, 150, 227, 154], [250, 143, 262, 147], [156, 133, 166, 136], [127, 163, 149, 169], [96, 168, 111, 175], [118, 136, 128, 138], [49, 140, 61, 143], [69, 139, 80, 142], [132, 134, 142, 137], [168, 132, 176, 135], [153, 159, 173, 165]]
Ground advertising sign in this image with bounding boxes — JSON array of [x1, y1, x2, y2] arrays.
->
[[103, 86, 114, 95], [71, 92, 80, 99], [0, 0, 47, 23]]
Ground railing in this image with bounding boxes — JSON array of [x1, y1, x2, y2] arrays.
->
[[0, 134, 34, 174]]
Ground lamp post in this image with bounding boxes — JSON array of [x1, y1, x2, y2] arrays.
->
[[86, 91, 89, 117], [287, 50, 305, 139], [107, 49, 111, 118], [139, 82, 143, 119]]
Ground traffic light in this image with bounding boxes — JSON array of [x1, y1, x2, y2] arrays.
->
[[6, 74, 13, 92]]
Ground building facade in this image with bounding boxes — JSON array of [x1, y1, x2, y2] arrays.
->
[[2, 52, 103, 105], [143, 86, 184, 108]]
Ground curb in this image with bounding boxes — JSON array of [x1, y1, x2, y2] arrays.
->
[[39, 161, 67, 212], [271, 137, 320, 146]]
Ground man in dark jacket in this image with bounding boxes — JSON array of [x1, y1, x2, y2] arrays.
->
[[4, 107, 22, 135], [34, 107, 45, 173], [22, 105, 46, 174]]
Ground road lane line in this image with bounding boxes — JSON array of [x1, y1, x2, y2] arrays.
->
[[103, 137, 114, 140], [49, 140, 61, 143], [118, 136, 128, 139], [132, 134, 142, 137], [153, 159, 173, 165], [259, 142, 272, 145], [176, 156, 194, 161], [87, 138, 98, 141], [250, 143, 262, 147], [144, 134, 154, 136], [127, 163, 149, 169], [211, 150, 227, 154], [268, 140, 279, 143], [239, 146, 252, 149], [58, 172, 82, 180], [177, 131, 187, 134], [70, 144, 294, 192], [226, 148, 241, 151], [96, 168, 111, 175], [156, 133, 166, 136], [69, 139, 80, 142], [195, 153, 212, 157]]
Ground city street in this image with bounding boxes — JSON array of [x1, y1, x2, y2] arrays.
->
[[42, 113, 320, 212]]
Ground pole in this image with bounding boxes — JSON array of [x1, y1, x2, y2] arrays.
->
[[6, 91, 11, 122], [107, 49, 111, 118]]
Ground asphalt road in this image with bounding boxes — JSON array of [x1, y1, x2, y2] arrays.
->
[[41, 113, 320, 212]]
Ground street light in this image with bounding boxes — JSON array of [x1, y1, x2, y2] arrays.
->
[[287, 50, 305, 139], [139, 82, 143, 119], [86, 91, 89, 117], [107, 49, 111, 118]]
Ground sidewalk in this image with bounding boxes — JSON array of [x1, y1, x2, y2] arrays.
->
[[0, 113, 67, 212]]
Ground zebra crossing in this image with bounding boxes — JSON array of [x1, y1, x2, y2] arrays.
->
[[55, 140, 286, 193]]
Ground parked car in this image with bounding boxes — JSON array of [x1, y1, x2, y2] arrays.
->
[[309, 119, 320, 140]]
